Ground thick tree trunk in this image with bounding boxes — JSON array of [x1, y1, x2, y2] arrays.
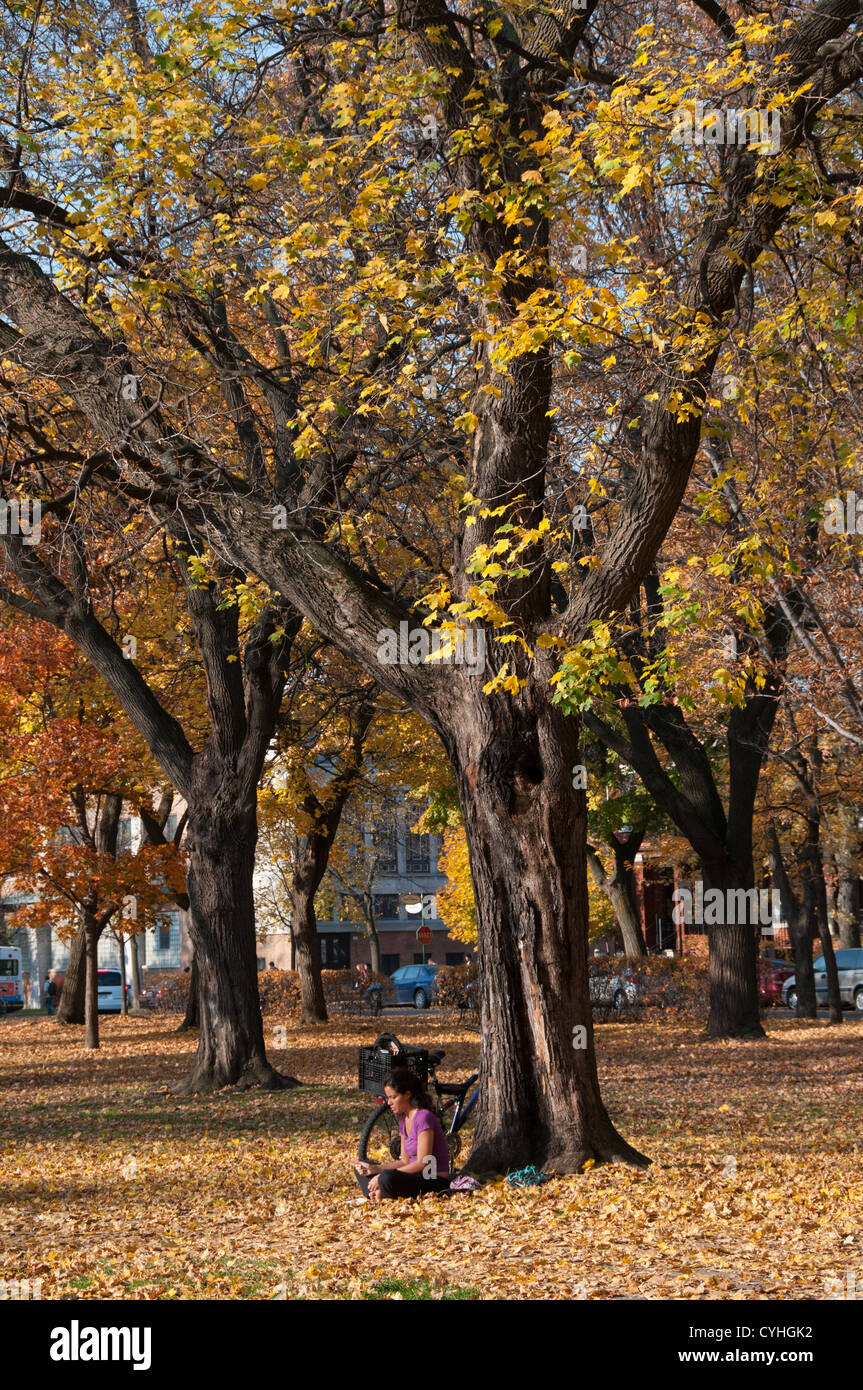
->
[[290, 885, 328, 1024], [176, 776, 299, 1094], [83, 911, 100, 1050], [177, 955, 199, 1032], [702, 860, 765, 1040], [445, 681, 649, 1174], [56, 925, 87, 1025]]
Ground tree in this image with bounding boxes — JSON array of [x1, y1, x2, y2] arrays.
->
[[0, 615, 184, 1044], [3, 0, 863, 1164], [258, 662, 376, 1021]]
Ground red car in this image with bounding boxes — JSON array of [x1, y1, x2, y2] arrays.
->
[[757, 957, 795, 1006]]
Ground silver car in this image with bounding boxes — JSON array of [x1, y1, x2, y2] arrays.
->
[[783, 949, 863, 1011]]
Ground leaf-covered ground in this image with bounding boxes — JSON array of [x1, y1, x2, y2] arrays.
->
[[1, 1010, 861, 1299]]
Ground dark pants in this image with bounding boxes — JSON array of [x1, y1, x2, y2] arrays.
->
[[355, 1166, 451, 1200]]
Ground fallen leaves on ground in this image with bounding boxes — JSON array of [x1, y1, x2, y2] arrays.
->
[[1, 1011, 861, 1299]]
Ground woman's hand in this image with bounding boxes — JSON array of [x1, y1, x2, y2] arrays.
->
[[355, 1161, 380, 1177]]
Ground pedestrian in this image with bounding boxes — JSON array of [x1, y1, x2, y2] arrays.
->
[[44, 972, 57, 1014], [354, 1068, 451, 1201]]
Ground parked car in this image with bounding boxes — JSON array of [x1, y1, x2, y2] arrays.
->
[[369, 964, 439, 1011], [783, 950, 863, 1011], [97, 970, 129, 1013], [589, 965, 637, 1013], [757, 957, 796, 1006]]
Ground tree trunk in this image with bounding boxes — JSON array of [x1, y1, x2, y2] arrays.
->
[[366, 912, 382, 975], [177, 955, 200, 1032], [290, 884, 328, 1024], [586, 841, 647, 957], [83, 910, 100, 1049], [129, 932, 142, 1007], [34, 925, 51, 1012], [768, 823, 816, 1018], [176, 780, 298, 1094], [611, 836, 647, 956], [445, 681, 649, 1174], [817, 913, 843, 1025], [56, 925, 87, 1025], [702, 860, 765, 1040], [833, 809, 860, 948], [836, 873, 861, 949], [802, 798, 843, 1025], [118, 935, 128, 1015]]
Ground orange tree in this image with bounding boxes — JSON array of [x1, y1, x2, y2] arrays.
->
[[0, 614, 185, 1046], [3, 0, 863, 1166]]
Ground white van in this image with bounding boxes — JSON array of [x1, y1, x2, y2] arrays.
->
[[815, 949, 863, 1010], [97, 969, 127, 1013]]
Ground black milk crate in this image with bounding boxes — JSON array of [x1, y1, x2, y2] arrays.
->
[[358, 1037, 429, 1097]]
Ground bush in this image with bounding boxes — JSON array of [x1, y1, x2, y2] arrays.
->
[[145, 971, 191, 1014], [434, 962, 478, 1012], [589, 954, 710, 1020], [256, 968, 393, 1015]]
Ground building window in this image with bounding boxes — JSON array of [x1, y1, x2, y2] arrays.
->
[[445, 952, 465, 966], [157, 923, 171, 951], [117, 818, 133, 853], [406, 830, 432, 874], [373, 820, 399, 873], [319, 934, 350, 969], [257, 957, 266, 971], [381, 953, 400, 975], [373, 894, 399, 920]]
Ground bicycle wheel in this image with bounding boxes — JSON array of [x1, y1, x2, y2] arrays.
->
[[358, 1103, 402, 1165]]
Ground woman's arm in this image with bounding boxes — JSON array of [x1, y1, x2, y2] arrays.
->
[[397, 1127, 436, 1177]]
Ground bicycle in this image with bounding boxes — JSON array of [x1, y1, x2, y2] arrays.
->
[[357, 1036, 480, 1173]]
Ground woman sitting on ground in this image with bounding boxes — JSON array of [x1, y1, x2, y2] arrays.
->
[[354, 1068, 451, 1201]]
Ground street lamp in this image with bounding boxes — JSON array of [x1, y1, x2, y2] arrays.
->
[[403, 893, 433, 963]]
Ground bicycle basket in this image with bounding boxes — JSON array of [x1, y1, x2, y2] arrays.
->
[[358, 1034, 429, 1096]]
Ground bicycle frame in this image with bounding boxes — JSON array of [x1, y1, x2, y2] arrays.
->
[[427, 1061, 480, 1138]]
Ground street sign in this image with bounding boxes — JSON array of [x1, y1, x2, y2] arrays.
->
[[417, 924, 432, 945]]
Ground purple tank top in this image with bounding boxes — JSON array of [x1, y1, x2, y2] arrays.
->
[[398, 1108, 449, 1177]]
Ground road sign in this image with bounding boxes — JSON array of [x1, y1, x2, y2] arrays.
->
[[417, 924, 432, 945]]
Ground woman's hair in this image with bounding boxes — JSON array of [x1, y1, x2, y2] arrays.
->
[[386, 1067, 434, 1111]]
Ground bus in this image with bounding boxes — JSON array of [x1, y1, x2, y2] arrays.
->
[[0, 946, 23, 1013]]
